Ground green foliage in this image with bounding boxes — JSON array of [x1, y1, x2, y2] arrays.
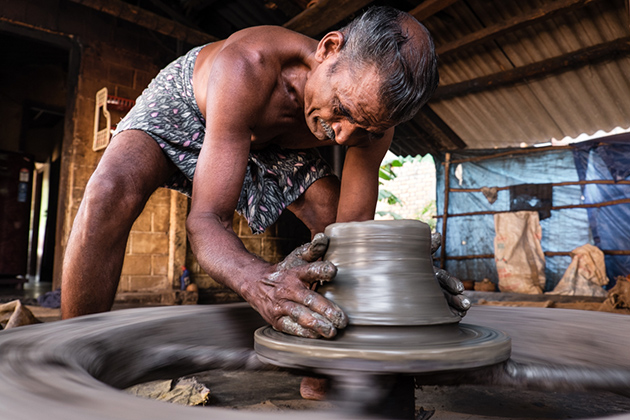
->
[[377, 154, 437, 226], [378, 157, 403, 214], [378, 189, 402, 206], [376, 210, 403, 219], [415, 199, 437, 230]]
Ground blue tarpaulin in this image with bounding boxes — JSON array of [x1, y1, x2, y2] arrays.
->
[[435, 136, 630, 291], [572, 136, 630, 287]]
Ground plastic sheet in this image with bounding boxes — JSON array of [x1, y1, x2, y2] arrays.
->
[[436, 148, 593, 290], [572, 135, 630, 287]]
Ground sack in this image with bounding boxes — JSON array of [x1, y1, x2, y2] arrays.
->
[[548, 244, 608, 296], [494, 211, 546, 294], [0, 300, 40, 329]]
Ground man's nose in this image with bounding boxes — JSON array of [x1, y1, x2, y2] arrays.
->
[[332, 120, 357, 144]]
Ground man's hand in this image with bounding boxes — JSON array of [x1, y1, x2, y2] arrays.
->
[[431, 232, 471, 317], [244, 233, 348, 339]]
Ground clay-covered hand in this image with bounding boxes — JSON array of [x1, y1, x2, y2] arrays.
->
[[431, 232, 471, 317], [244, 233, 348, 339]]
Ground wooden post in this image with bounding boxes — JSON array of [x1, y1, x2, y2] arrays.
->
[[440, 152, 451, 269]]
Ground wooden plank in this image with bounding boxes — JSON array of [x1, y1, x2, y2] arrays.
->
[[283, 0, 372, 37], [409, 0, 460, 22], [440, 152, 451, 269], [436, 0, 602, 56], [68, 0, 218, 44], [444, 249, 630, 260], [450, 179, 630, 193], [433, 36, 630, 100], [433, 198, 630, 218]]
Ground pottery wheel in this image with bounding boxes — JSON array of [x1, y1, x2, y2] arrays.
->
[[255, 323, 511, 373], [255, 220, 512, 374]]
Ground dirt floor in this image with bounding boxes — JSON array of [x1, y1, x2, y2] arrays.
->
[[131, 369, 630, 420], [3, 285, 630, 419]]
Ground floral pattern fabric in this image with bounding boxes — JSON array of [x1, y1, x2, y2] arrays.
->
[[113, 44, 333, 234]]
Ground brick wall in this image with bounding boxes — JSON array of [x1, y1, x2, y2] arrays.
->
[[375, 155, 437, 226], [63, 41, 181, 293], [0, 1, 181, 293]]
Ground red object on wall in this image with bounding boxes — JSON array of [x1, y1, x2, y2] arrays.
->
[[0, 151, 34, 277]]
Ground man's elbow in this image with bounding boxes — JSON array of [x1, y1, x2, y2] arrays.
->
[[185, 211, 232, 243]]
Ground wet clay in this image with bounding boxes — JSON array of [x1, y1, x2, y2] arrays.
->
[[254, 220, 511, 373], [320, 220, 459, 325]]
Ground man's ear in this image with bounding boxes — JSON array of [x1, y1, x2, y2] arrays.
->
[[315, 31, 344, 63]]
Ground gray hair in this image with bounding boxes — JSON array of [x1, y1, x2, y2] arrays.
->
[[335, 6, 439, 125]]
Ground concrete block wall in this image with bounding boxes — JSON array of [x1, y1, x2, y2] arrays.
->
[[64, 42, 178, 294], [119, 189, 171, 292], [375, 156, 437, 224]]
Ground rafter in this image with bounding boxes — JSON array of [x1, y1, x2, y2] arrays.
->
[[433, 36, 630, 100], [436, 0, 603, 57], [283, 0, 372, 37], [413, 106, 467, 149], [69, 0, 217, 45], [409, 0, 460, 22]]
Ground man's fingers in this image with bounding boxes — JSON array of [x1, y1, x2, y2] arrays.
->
[[278, 243, 310, 271], [300, 233, 329, 262], [442, 291, 471, 315], [294, 261, 337, 285], [277, 233, 330, 271], [292, 288, 348, 330], [277, 298, 341, 339], [434, 266, 464, 294], [430, 232, 442, 255], [276, 316, 322, 339]]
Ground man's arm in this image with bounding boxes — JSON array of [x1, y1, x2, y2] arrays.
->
[[186, 46, 346, 338], [335, 131, 471, 318], [336, 128, 394, 222]]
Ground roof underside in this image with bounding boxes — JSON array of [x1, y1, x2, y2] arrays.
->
[[70, 0, 630, 156]]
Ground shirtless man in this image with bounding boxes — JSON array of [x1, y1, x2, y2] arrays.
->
[[61, 6, 466, 339]]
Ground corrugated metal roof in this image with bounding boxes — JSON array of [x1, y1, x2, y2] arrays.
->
[[115, 0, 630, 153], [424, 0, 630, 149]]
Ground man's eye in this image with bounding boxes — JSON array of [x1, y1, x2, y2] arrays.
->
[[338, 105, 355, 123]]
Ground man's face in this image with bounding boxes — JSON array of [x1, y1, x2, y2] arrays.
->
[[304, 61, 392, 146]]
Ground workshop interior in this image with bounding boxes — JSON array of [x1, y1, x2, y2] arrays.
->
[[1, 1, 630, 419]]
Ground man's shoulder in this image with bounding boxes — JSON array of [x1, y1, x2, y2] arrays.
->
[[224, 26, 315, 62], [233, 25, 306, 42]]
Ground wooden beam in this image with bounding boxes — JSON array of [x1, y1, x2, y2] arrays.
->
[[434, 197, 630, 218], [146, 0, 203, 31], [436, 0, 602, 57], [283, 0, 372, 37], [414, 106, 467, 150], [440, 152, 451, 269], [409, 0, 460, 22], [433, 36, 630, 100], [443, 249, 630, 260], [69, 0, 218, 45], [391, 107, 466, 156]]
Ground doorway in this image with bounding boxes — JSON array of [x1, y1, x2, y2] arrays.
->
[[0, 30, 71, 294]]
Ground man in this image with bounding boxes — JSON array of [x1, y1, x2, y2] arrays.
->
[[61, 6, 467, 339]]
